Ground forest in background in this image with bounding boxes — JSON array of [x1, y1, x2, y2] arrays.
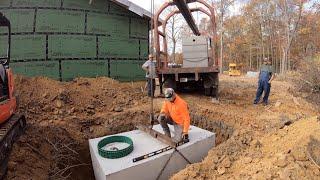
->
[[166, 0, 320, 73]]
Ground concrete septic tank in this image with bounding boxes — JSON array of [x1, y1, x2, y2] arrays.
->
[[89, 125, 215, 180]]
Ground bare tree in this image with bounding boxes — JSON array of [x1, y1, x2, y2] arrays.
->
[[167, 13, 184, 62], [215, 0, 235, 71], [276, 0, 305, 73]]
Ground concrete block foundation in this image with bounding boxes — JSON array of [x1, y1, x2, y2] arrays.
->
[[89, 125, 215, 180]]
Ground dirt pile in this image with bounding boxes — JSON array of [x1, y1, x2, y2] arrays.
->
[[283, 59, 320, 106], [173, 117, 320, 180], [15, 76, 148, 116], [171, 76, 319, 180]]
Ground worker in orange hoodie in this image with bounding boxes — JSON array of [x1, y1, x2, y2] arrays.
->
[[158, 88, 190, 143]]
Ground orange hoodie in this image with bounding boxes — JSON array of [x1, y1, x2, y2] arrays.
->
[[160, 95, 190, 133]]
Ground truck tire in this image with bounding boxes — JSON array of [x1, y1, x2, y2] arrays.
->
[[212, 86, 219, 98], [203, 72, 219, 97], [204, 87, 212, 96], [164, 77, 177, 90]]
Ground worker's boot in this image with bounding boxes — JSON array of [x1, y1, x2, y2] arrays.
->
[[173, 124, 183, 143]]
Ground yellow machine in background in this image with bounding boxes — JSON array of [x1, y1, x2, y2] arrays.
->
[[228, 63, 242, 76]]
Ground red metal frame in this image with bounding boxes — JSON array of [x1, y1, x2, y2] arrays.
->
[[153, 0, 218, 71], [0, 69, 17, 124], [0, 13, 17, 124]]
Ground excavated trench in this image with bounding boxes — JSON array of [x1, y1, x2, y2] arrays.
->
[[70, 112, 234, 180], [190, 114, 234, 145]]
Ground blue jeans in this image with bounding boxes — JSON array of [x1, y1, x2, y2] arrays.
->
[[147, 78, 156, 97], [254, 80, 271, 104]]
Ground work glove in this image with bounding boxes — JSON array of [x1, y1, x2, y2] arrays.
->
[[157, 113, 166, 121], [182, 133, 189, 143]]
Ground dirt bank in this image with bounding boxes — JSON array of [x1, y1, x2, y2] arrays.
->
[[172, 76, 319, 180]]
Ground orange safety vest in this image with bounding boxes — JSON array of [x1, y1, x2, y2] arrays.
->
[[160, 95, 190, 133]]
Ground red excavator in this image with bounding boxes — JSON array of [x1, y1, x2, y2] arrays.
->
[[0, 12, 26, 179]]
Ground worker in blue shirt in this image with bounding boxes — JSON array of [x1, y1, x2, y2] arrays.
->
[[254, 58, 275, 105]]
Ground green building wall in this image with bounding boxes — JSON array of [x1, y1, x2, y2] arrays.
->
[[0, 0, 149, 81]]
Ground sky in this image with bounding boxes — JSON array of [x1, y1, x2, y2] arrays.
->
[[128, 0, 243, 17], [128, 0, 219, 22], [127, 0, 218, 53], [125, 0, 245, 53], [128, 0, 318, 14], [128, 0, 164, 11]]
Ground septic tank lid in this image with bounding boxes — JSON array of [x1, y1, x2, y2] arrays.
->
[[97, 136, 134, 159]]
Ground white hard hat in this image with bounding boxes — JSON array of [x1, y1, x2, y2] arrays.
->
[[164, 88, 175, 102]]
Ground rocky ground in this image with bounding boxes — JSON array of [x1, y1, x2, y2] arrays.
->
[[173, 76, 320, 180], [5, 75, 320, 180]]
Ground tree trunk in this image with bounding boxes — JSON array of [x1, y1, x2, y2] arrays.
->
[[280, 0, 303, 73], [220, 0, 224, 73], [172, 39, 176, 63], [249, 44, 252, 70], [171, 15, 176, 63]]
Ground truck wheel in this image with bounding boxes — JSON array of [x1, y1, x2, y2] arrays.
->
[[204, 87, 212, 96], [164, 77, 177, 90], [212, 86, 219, 98]]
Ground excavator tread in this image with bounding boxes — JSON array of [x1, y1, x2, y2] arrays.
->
[[0, 114, 26, 180]]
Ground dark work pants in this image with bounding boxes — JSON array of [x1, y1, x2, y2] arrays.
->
[[254, 80, 271, 103], [147, 78, 156, 97], [158, 115, 183, 143]]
